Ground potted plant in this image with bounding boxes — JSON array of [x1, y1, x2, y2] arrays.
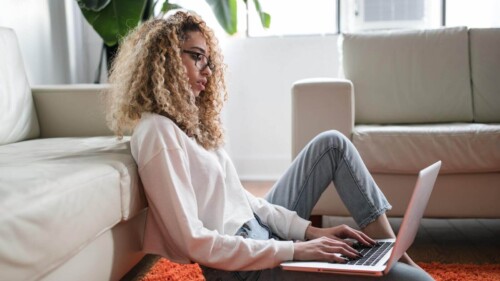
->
[[76, 0, 270, 82]]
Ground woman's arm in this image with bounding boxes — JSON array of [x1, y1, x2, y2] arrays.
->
[[243, 189, 311, 241], [139, 148, 295, 270]]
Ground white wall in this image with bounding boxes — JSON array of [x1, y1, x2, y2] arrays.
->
[[222, 35, 340, 180]]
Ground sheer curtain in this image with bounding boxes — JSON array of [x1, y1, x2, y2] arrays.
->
[[64, 0, 107, 84], [0, 0, 104, 85]]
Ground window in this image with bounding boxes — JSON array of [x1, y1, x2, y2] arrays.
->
[[341, 0, 442, 32], [246, 0, 499, 37]]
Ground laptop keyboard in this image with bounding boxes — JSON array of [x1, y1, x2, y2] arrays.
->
[[344, 241, 394, 266]]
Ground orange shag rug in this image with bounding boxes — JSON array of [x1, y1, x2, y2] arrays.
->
[[139, 258, 500, 281]]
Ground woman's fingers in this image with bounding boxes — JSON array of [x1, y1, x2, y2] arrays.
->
[[336, 225, 377, 246], [294, 236, 371, 262], [322, 237, 362, 259], [323, 252, 349, 263], [347, 229, 376, 246], [352, 230, 377, 246]]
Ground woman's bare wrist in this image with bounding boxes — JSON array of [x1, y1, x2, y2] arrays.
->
[[305, 224, 320, 240]]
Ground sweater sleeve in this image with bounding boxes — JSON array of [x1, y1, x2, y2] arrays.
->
[[244, 189, 311, 241], [138, 147, 296, 270], [220, 149, 311, 241]]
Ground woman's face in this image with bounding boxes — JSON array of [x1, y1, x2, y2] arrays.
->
[[180, 31, 213, 97]]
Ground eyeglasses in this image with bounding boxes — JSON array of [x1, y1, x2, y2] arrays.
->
[[182, 50, 215, 71]]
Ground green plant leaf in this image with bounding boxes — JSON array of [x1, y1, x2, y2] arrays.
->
[[78, 0, 147, 46], [160, 0, 183, 14], [142, 0, 155, 20], [77, 0, 111, 12], [206, 0, 238, 35], [252, 0, 270, 28]]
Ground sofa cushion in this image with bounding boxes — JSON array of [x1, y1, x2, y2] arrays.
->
[[469, 28, 500, 123], [0, 27, 39, 145], [352, 124, 500, 174], [0, 137, 145, 281], [342, 27, 473, 124]]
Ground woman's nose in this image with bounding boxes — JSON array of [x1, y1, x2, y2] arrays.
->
[[201, 66, 212, 77]]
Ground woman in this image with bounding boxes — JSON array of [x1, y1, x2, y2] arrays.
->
[[106, 11, 433, 281]]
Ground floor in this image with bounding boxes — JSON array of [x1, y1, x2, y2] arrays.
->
[[121, 180, 500, 280]]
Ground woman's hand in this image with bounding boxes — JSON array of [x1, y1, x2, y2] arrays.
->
[[292, 224, 377, 262], [293, 237, 362, 263], [305, 224, 376, 247]]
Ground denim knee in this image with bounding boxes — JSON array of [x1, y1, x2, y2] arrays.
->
[[311, 130, 349, 151]]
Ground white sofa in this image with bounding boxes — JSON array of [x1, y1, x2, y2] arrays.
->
[[292, 27, 500, 219], [0, 27, 147, 280]]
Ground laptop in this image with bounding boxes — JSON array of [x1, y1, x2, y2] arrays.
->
[[281, 161, 441, 277]]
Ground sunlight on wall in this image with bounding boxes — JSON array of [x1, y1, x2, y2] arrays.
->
[[248, 0, 337, 36], [447, 0, 500, 27]]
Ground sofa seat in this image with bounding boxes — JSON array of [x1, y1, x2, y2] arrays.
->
[[353, 123, 500, 174], [0, 136, 145, 281]]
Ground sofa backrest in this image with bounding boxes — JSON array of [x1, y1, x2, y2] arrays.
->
[[0, 27, 40, 145], [469, 28, 500, 123], [342, 27, 473, 124]]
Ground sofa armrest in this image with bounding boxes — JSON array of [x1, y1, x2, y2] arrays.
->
[[32, 84, 114, 138], [292, 78, 354, 158]]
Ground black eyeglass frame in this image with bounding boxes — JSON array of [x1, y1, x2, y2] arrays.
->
[[182, 50, 215, 71]]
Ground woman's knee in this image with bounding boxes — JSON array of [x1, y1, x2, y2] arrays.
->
[[387, 263, 434, 281], [311, 130, 350, 150]]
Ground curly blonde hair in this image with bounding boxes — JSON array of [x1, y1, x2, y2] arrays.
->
[[105, 11, 227, 150]]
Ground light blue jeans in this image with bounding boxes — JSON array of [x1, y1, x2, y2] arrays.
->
[[202, 131, 434, 281]]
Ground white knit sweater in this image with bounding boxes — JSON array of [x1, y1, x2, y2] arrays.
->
[[130, 113, 310, 270]]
